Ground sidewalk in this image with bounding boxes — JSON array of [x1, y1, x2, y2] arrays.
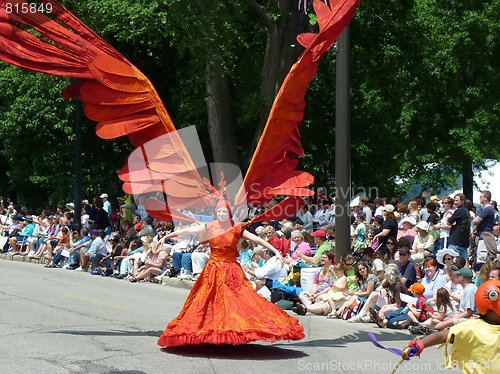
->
[[0, 253, 195, 290]]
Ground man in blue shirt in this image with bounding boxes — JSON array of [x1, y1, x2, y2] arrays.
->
[[473, 190, 497, 262], [397, 246, 417, 289]]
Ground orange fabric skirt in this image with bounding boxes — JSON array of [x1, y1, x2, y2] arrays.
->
[[157, 259, 304, 347]]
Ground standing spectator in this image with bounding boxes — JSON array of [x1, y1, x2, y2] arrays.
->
[[433, 195, 454, 252], [351, 211, 367, 252], [418, 198, 430, 222], [472, 190, 496, 262], [374, 197, 384, 217], [94, 197, 111, 234], [408, 201, 421, 223], [313, 200, 330, 230], [447, 193, 471, 260], [373, 204, 398, 255], [360, 196, 372, 224], [426, 202, 439, 225], [100, 193, 112, 216]]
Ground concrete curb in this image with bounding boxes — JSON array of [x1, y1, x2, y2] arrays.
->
[[0, 254, 194, 290]]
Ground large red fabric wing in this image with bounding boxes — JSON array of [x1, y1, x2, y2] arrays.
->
[[0, 0, 207, 212], [235, 0, 362, 205]]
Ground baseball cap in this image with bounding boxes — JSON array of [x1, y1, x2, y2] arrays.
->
[[399, 246, 411, 255], [356, 211, 366, 218], [382, 204, 394, 213], [408, 283, 425, 293], [430, 195, 440, 201], [90, 229, 99, 236], [374, 215, 384, 224], [311, 229, 327, 238], [454, 268, 473, 278], [100, 193, 108, 199]]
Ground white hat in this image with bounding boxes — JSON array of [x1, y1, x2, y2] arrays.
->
[[415, 221, 429, 231], [401, 217, 416, 226], [436, 248, 460, 265], [382, 204, 395, 213], [66, 202, 75, 210], [100, 193, 108, 199]]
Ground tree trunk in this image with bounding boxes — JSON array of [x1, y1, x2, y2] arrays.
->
[[246, 0, 304, 167], [205, 58, 241, 184], [462, 156, 473, 201]]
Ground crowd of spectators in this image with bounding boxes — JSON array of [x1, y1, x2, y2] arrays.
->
[[1, 190, 500, 336]]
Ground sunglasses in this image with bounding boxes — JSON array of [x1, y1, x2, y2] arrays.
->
[[387, 242, 395, 245], [444, 257, 453, 261], [345, 262, 354, 266]]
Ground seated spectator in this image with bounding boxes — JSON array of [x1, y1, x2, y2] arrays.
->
[[264, 226, 284, 255], [133, 215, 143, 231], [9, 216, 35, 256], [32, 216, 61, 260], [137, 217, 153, 237], [341, 254, 359, 292], [397, 246, 417, 289], [436, 248, 460, 281], [443, 264, 464, 311], [191, 243, 211, 281], [384, 236, 399, 263], [251, 247, 265, 268], [65, 228, 91, 269], [295, 229, 331, 266], [397, 217, 417, 239], [363, 247, 387, 281], [348, 264, 408, 323], [475, 260, 497, 287], [129, 241, 168, 282], [421, 257, 448, 299], [410, 221, 436, 264], [324, 264, 347, 317], [79, 229, 108, 270], [1, 215, 24, 253], [334, 261, 380, 319], [242, 249, 287, 291], [44, 226, 70, 268], [292, 251, 335, 316], [287, 230, 311, 264], [489, 263, 500, 280], [97, 234, 124, 276], [433, 267, 478, 330], [121, 220, 136, 239], [413, 287, 456, 332], [400, 283, 433, 331], [115, 238, 144, 279]]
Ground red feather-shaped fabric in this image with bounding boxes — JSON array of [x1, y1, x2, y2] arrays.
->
[[0, 0, 207, 207], [235, 0, 362, 206]]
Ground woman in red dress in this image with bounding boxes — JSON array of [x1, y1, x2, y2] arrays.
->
[[157, 200, 305, 347]]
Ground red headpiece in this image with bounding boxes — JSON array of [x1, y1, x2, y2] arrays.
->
[[476, 280, 500, 316]]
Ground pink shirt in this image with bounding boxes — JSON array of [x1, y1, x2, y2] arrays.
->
[[291, 241, 312, 261]]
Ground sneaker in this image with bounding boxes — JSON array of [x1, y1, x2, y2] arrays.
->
[[26, 250, 35, 258], [90, 270, 100, 275], [168, 269, 180, 278], [409, 325, 434, 335], [178, 272, 192, 280], [361, 316, 372, 323], [62, 264, 69, 269], [98, 266, 107, 276], [348, 315, 364, 323], [116, 273, 127, 279], [192, 274, 200, 281], [74, 266, 83, 271]]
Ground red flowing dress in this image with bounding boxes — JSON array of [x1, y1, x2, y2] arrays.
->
[[157, 221, 305, 347]]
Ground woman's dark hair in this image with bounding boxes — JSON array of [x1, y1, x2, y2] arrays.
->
[[385, 211, 397, 221], [364, 247, 388, 264], [324, 250, 335, 263], [94, 196, 103, 209], [454, 256, 466, 268], [354, 261, 373, 283], [385, 236, 398, 261]]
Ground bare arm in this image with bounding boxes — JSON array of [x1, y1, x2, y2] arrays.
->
[[242, 230, 284, 263], [374, 229, 390, 240], [157, 225, 205, 247]]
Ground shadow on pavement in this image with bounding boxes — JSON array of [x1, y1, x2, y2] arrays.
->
[[51, 329, 164, 337], [162, 343, 309, 360], [287, 330, 411, 348]]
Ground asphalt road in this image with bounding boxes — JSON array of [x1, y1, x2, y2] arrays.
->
[[0, 259, 460, 374]]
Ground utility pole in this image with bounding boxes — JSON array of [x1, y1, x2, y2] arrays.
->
[[334, 25, 351, 261]]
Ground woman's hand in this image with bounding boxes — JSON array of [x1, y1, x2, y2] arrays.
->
[[379, 288, 387, 298]]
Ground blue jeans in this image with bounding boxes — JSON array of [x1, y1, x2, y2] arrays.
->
[[172, 252, 192, 273], [448, 244, 468, 259]]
